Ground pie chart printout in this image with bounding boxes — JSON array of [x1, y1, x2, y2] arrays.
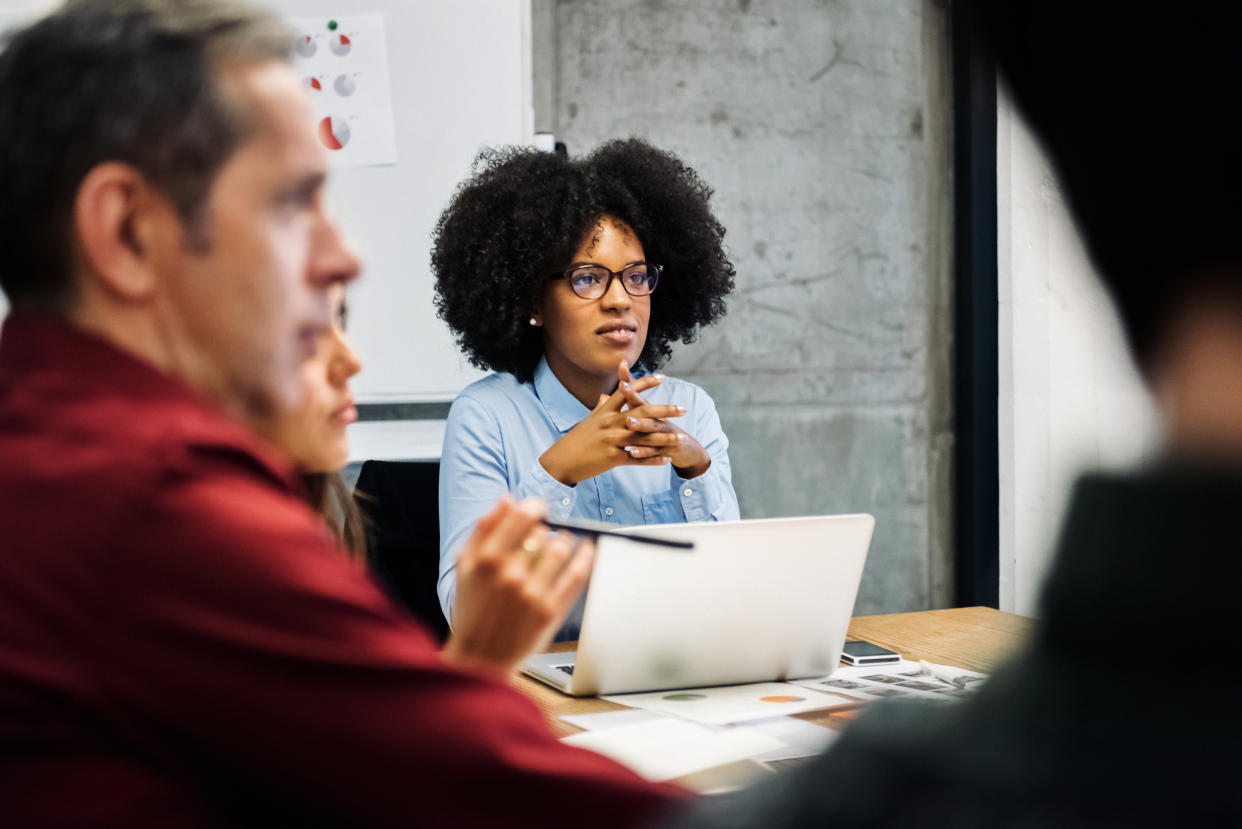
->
[[318, 116, 351, 151], [288, 14, 397, 169]]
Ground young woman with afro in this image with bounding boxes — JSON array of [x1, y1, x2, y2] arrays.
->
[[432, 138, 739, 639]]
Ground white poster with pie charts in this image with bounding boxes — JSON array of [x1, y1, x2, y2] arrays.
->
[[290, 14, 398, 168]]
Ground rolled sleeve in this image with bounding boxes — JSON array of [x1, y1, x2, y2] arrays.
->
[[437, 395, 511, 625], [520, 456, 577, 519], [675, 463, 735, 522], [437, 395, 581, 626], [675, 385, 740, 523]]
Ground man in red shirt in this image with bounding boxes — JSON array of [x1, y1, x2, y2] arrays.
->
[[0, 1, 681, 825]]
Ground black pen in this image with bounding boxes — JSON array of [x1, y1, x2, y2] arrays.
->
[[541, 517, 695, 550]]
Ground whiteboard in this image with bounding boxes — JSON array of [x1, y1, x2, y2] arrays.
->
[[0, 0, 530, 403], [261, 0, 531, 402]]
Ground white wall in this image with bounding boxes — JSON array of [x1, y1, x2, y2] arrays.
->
[[0, 2, 51, 325], [996, 83, 1161, 616]]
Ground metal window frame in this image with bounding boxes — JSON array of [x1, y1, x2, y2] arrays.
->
[[951, 2, 999, 608]]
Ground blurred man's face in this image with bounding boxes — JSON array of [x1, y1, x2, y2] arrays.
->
[[158, 61, 359, 417]]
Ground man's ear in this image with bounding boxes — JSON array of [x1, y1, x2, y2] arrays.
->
[[73, 162, 172, 302]]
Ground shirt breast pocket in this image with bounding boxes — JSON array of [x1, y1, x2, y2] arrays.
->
[[641, 489, 685, 524]]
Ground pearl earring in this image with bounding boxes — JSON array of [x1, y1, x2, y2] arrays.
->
[[529, 317, 539, 326]]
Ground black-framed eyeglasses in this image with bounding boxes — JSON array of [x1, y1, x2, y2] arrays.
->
[[550, 261, 662, 300]]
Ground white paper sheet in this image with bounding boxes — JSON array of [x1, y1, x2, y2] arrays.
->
[[562, 708, 838, 764], [601, 682, 857, 726], [562, 718, 784, 782], [289, 14, 399, 168], [568, 705, 839, 760], [560, 708, 666, 733], [789, 660, 988, 702], [745, 716, 840, 762]]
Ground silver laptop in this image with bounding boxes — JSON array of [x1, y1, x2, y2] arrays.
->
[[523, 514, 874, 696]]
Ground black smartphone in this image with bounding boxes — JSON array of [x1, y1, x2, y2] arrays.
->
[[841, 640, 901, 666]]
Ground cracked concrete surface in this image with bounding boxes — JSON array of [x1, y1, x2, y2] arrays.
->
[[537, 0, 953, 612]]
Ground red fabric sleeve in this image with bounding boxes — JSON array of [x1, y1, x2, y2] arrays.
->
[[89, 450, 684, 828]]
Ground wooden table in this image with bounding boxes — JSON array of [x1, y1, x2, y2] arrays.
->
[[514, 606, 1034, 738]]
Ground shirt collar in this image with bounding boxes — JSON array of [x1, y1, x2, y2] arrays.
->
[[533, 355, 590, 433]]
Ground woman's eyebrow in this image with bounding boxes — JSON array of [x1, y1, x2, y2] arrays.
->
[[569, 260, 646, 268]]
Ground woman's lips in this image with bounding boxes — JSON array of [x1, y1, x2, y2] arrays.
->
[[596, 323, 638, 345], [598, 328, 636, 345]]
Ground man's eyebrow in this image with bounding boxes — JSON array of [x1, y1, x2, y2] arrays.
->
[[278, 170, 327, 202]]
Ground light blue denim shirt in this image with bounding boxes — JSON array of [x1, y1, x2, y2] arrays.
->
[[437, 356, 739, 638]]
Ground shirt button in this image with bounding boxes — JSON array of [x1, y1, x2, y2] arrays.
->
[[561, 497, 571, 506], [683, 488, 693, 497], [604, 507, 614, 516]]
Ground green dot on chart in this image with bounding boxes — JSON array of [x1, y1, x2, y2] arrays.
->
[[327, 20, 338, 31]]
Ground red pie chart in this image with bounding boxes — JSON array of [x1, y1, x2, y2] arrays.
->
[[330, 33, 351, 56], [318, 116, 350, 151], [304, 76, 321, 92]]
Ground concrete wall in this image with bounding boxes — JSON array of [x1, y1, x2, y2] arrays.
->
[[540, 0, 953, 613], [996, 84, 1160, 616]]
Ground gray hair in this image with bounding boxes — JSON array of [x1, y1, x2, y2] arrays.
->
[[0, 0, 292, 309]]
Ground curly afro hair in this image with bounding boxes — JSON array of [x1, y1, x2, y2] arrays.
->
[[432, 138, 735, 382]]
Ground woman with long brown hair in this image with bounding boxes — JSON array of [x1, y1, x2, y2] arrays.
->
[[256, 283, 367, 558]]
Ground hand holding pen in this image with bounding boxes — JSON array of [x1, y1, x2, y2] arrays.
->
[[444, 498, 594, 677]]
